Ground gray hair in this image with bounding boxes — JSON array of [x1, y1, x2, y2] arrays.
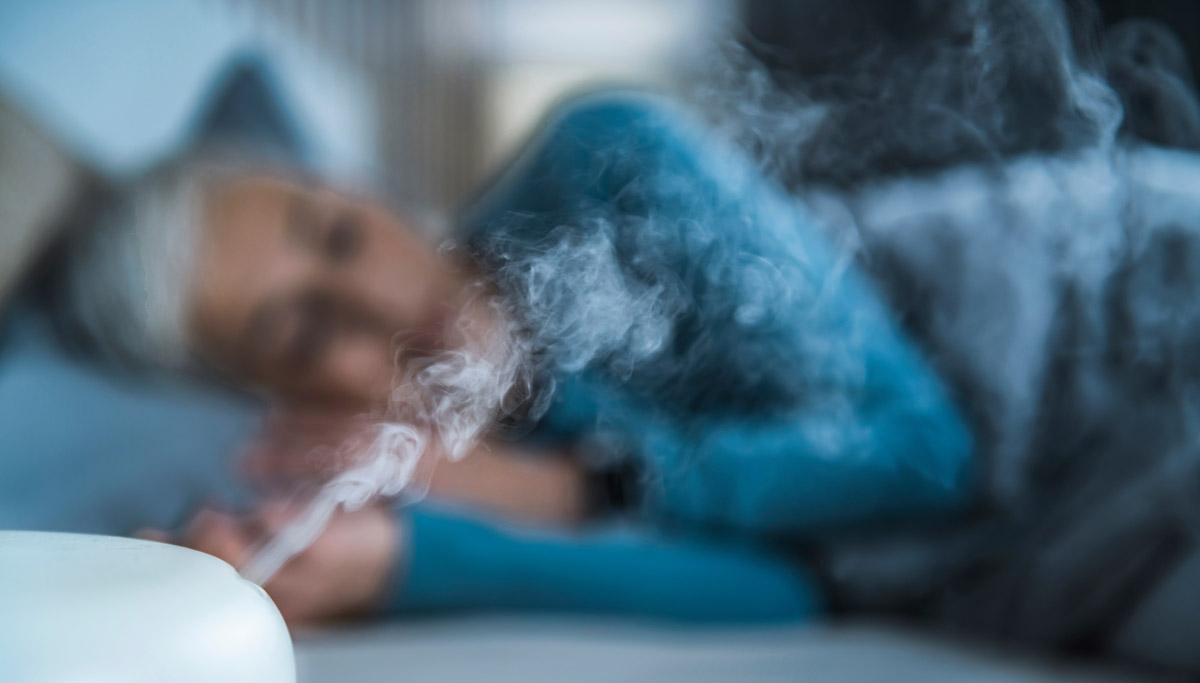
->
[[62, 154, 254, 370], [60, 150, 424, 372]]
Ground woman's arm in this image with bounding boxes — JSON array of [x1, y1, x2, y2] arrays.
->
[[169, 498, 819, 624], [387, 502, 821, 622]]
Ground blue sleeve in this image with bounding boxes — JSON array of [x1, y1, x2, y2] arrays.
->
[[383, 503, 821, 622], [562, 365, 974, 538], [629, 384, 974, 536]]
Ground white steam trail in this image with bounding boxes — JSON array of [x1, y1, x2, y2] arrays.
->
[[238, 424, 426, 585], [240, 292, 531, 585]]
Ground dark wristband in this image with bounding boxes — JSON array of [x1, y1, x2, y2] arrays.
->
[[583, 459, 643, 518]]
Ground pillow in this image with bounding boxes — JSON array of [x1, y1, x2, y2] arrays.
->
[[0, 307, 258, 534]]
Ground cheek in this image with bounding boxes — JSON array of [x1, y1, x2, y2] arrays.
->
[[326, 333, 396, 407], [348, 220, 448, 330]]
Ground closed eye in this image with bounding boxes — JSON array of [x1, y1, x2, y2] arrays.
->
[[324, 212, 363, 263]]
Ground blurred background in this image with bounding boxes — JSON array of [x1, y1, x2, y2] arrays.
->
[[0, 0, 734, 215]]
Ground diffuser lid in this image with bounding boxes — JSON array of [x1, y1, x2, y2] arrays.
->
[[0, 531, 295, 683]]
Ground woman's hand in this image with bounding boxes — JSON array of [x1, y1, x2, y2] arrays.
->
[[146, 503, 398, 626], [244, 409, 588, 526]]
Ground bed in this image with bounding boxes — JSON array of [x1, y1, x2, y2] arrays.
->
[[292, 617, 1144, 683]]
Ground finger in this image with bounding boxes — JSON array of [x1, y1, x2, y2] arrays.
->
[[134, 528, 172, 544], [251, 499, 318, 540], [184, 509, 254, 568]]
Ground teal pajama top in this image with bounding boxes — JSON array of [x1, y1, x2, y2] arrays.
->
[[385, 92, 976, 621]]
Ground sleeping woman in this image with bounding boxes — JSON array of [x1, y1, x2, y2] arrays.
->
[[58, 92, 976, 626], [56, 68, 1200, 676]]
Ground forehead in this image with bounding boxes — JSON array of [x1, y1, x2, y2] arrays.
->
[[208, 175, 296, 236], [202, 175, 300, 285]]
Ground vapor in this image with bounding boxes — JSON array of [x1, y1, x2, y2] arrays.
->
[[244, 2, 1200, 652]]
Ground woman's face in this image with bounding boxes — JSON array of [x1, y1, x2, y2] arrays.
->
[[187, 175, 464, 411]]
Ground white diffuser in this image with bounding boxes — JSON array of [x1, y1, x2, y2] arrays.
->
[[0, 531, 295, 683]]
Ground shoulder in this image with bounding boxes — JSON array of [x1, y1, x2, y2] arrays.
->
[[457, 90, 704, 229], [530, 89, 702, 154]]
